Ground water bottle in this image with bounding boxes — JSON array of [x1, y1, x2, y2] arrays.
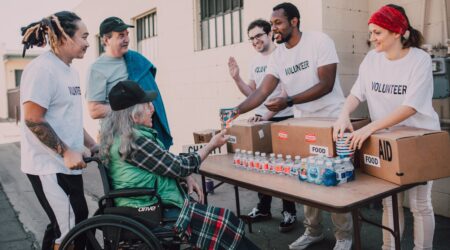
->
[[343, 157, 355, 182], [261, 153, 269, 173], [315, 159, 325, 185], [334, 158, 347, 184], [283, 155, 294, 176], [298, 158, 308, 181], [275, 154, 284, 175], [241, 150, 248, 168], [268, 153, 276, 174], [233, 149, 241, 167], [254, 151, 261, 172], [291, 156, 301, 176], [322, 161, 338, 186], [307, 157, 318, 183], [247, 151, 254, 170]]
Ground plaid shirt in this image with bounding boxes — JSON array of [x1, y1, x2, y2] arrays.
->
[[125, 131, 245, 249]]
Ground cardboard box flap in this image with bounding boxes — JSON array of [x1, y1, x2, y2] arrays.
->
[[372, 126, 443, 140], [275, 117, 336, 127], [195, 129, 220, 134], [275, 117, 368, 128], [231, 119, 272, 127]]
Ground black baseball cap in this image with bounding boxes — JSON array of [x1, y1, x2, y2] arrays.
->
[[99, 16, 134, 36], [109, 80, 157, 111]]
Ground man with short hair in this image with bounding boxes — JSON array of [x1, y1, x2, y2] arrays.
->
[[228, 18, 296, 233], [231, 3, 352, 250], [86, 16, 172, 149]]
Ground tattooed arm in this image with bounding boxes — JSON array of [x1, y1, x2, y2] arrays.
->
[[23, 101, 86, 170]]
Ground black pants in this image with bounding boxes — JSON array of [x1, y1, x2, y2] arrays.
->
[[27, 173, 88, 250], [257, 193, 296, 215], [256, 115, 296, 215]]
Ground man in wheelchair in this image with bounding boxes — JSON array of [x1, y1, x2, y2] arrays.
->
[[98, 80, 259, 249]]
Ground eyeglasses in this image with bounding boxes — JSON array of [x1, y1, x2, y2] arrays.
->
[[248, 33, 267, 42]]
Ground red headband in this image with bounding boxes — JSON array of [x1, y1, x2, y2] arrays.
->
[[368, 6, 408, 35]]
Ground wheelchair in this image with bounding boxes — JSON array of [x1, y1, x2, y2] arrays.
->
[[60, 157, 187, 250]]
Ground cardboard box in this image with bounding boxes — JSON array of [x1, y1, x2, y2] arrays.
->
[[271, 117, 369, 157], [193, 129, 220, 144], [226, 120, 273, 153], [359, 126, 450, 185]]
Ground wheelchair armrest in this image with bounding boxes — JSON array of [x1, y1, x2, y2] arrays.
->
[[99, 188, 162, 208], [107, 188, 158, 198]]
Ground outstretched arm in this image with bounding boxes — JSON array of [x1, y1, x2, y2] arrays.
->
[[236, 74, 279, 115]]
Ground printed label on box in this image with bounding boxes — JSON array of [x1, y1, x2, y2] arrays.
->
[[182, 143, 227, 156], [305, 133, 316, 142], [310, 145, 329, 156], [258, 129, 265, 139], [228, 136, 237, 144], [278, 131, 288, 140], [364, 154, 381, 168]]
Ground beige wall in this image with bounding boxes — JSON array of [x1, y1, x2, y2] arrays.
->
[[5, 59, 29, 89], [0, 54, 35, 118]]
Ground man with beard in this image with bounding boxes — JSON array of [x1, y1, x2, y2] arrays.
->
[[228, 19, 295, 232], [230, 3, 352, 250], [86, 16, 172, 149]]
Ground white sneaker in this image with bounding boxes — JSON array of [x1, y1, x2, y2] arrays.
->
[[333, 239, 352, 250], [288, 233, 324, 250]]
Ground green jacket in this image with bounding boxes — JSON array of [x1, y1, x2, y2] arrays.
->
[[107, 126, 184, 208]]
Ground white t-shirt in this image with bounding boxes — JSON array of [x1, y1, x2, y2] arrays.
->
[[20, 51, 84, 175], [249, 53, 293, 118], [267, 31, 345, 117], [351, 48, 440, 130]]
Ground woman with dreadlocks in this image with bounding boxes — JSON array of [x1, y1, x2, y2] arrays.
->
[[20, 11, 96, 250]]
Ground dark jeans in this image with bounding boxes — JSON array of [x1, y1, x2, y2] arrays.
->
[[256, 115, 296, 215]]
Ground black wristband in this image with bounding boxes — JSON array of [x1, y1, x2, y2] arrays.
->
[[286, 96, 294, 107]]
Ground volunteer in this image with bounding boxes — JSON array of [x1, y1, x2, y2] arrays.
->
[[231, 2, 352, 250], [228, 18, 296, 233], [333, 4, 439, 250]]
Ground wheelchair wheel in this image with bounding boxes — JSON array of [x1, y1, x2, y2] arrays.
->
[[60, 214, 163, 250]]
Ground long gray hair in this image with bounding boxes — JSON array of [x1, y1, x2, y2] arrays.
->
[[99, 103, 149, 166]]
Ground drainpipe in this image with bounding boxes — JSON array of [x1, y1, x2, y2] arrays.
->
[[443, 0, 448, 42], [421, 0, 427, 35]]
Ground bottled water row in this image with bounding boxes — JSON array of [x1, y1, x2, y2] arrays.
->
[[232, 149, 355, 186]]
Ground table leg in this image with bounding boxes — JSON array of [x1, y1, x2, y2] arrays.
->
[[201, 175, 208, 205], [234, 185, 241, 217], [351, 209, 361, 250], [233, 185, 252, 233], [392, 194, 401, 250]]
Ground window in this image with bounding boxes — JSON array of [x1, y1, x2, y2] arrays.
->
[[137, 12, 157, 42], [136, 11, 158, 62], [14, 70, 23, 87], [199, 0, 243, 50]]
